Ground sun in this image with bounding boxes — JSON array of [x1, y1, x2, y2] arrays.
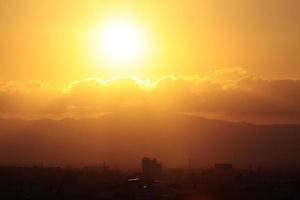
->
[[90, 19, 146, 66], [101, 21, 142, 62]]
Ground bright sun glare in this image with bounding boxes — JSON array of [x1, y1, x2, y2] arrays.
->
[[90, 20, 146, 66]]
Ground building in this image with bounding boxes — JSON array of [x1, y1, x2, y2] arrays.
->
[[142, 157, 162, 179], [214, 163, 233, 171]]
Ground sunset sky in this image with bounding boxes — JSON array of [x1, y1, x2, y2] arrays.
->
[[1, 0, 300, 123]]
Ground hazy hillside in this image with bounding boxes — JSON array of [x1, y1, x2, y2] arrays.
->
[[0, 111, 299, 169]]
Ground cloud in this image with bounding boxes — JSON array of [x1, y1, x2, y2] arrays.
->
[[0, 81, 57, 115], [0, 68, 300, 123]]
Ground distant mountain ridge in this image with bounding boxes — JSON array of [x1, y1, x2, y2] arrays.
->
[[0, 111, 299, 170]]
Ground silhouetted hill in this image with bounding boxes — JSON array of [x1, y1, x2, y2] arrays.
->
[[0, 111, 299, 170]]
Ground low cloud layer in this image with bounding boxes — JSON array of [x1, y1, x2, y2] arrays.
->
[[1, 68, 300, 124]]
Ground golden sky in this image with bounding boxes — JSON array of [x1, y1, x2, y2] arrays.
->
[[1, 0, 300, 81], [0, 0, 300, 123]]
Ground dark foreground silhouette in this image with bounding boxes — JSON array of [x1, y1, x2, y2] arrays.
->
[[0, 164, 299, 200]]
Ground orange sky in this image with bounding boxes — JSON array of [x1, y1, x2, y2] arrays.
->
[[0, 0, 300, 123], [1, 0, 300, 82]]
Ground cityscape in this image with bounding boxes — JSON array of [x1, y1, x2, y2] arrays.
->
[[1, 0, 300, 199], [0, 157, 299, 199]]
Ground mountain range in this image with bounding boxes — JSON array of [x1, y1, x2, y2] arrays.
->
[[0, 111, 299, 170]]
